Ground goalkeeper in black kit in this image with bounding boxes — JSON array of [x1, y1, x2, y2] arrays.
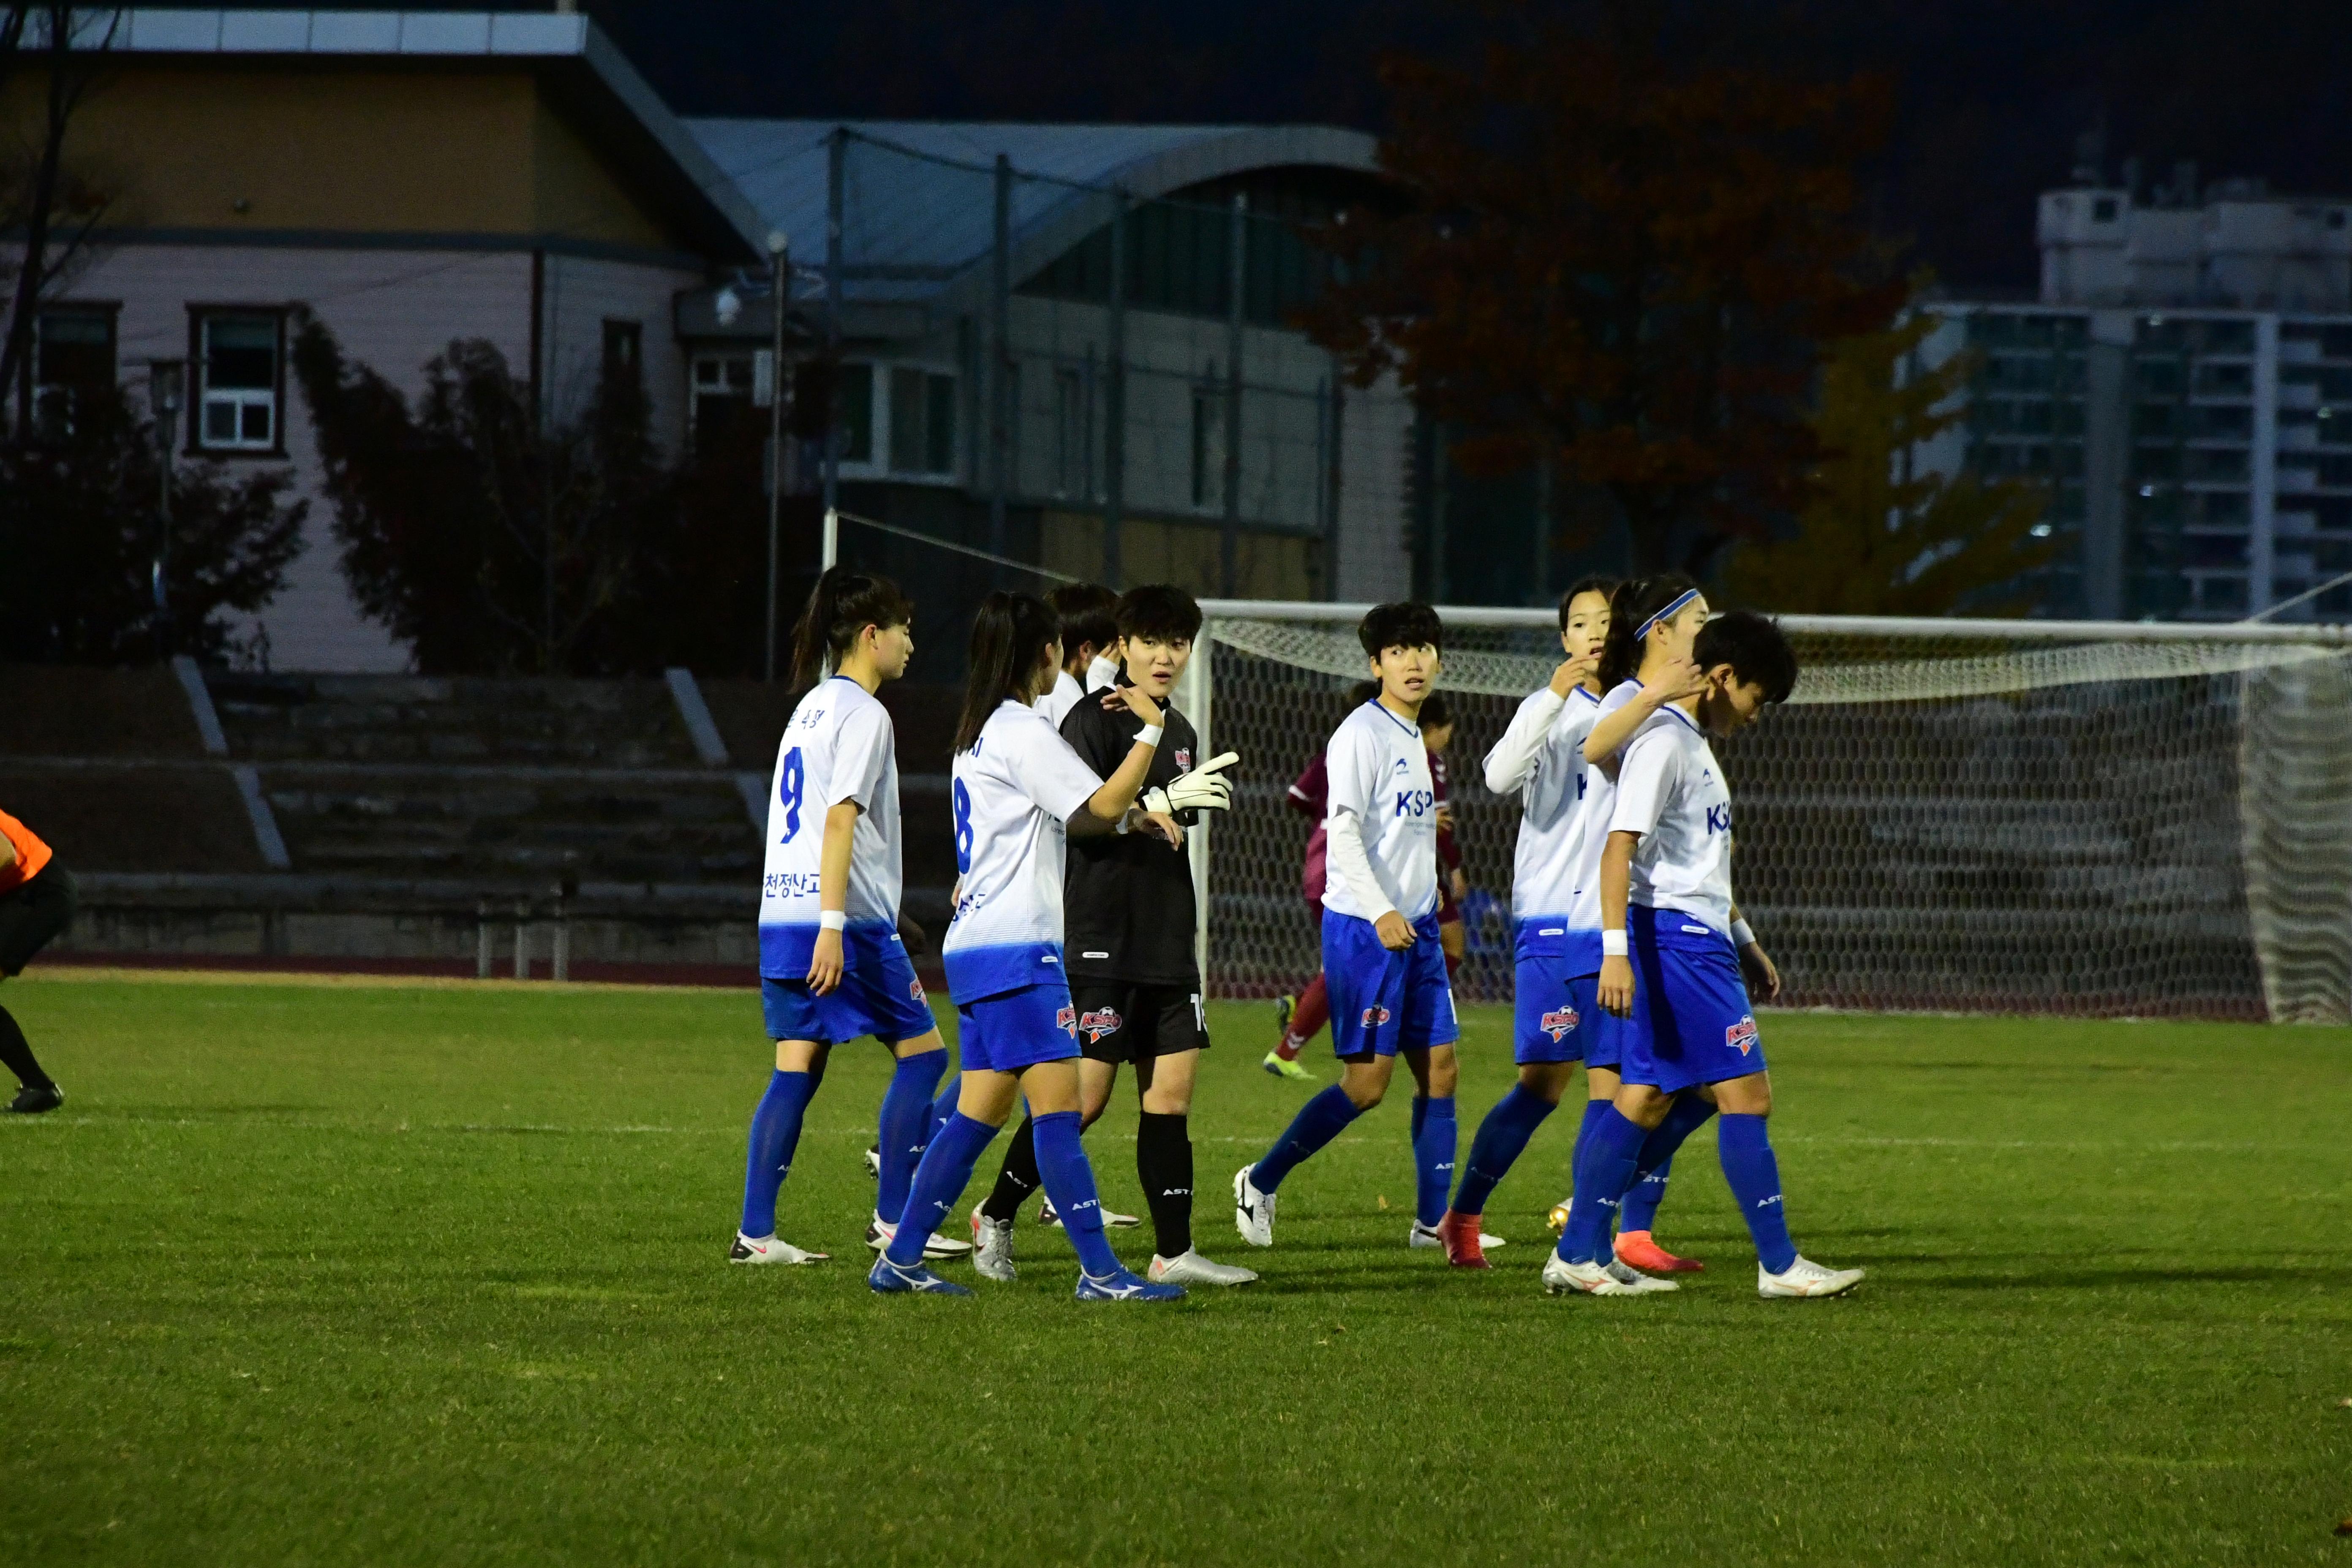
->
[[968, 585, 1258, 1288]]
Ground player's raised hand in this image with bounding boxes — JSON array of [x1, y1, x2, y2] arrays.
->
[[1108, 684, 1163, 729], [1644, 654, 1708, 705], [1145, 751, 1239, 815], [1739, 939, 1782, 1003], [1373, 910, 1416, 951], [1597, 954, 1635, 1016], [1549, 651, 1599, 697], [806, 926, 846, 996]]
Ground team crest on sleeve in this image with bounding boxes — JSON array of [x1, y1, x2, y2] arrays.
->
[[1079, 1007, 1123, 1043], [1175, 749, 1192, 770], [1055, 1004, 1078, 1038], [1541, 1004, 1580, 1042], [1726, 1016, 1759, 1054], [909, 978, 925, 1002], [1360, 1004, 1393, 1028]]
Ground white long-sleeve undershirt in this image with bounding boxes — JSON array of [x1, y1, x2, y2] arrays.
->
[[1483, 687, 1568, 795], [1324, 804, 1398, 921]]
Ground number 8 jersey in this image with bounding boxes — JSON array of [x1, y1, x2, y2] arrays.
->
[[942, 699, 1105, 1003], [757, 676, 904, 978]]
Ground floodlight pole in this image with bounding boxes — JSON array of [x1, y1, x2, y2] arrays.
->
[[1222, 191, 1246, 597], [763, 232, 789, 682], [147, 359, 185, 660], [1103, 185, 1127, 587]]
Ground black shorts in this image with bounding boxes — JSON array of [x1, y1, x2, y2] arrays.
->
[[0, 864, 76, 977], [1069, 982, 1208, 1064]]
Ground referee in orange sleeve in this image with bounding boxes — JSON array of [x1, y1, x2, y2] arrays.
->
[[0, 805, 74, 1113]]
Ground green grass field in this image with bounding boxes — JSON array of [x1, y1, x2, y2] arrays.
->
[[1, 974, 2347, 1567]]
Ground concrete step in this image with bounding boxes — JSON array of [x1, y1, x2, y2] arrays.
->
[[209, 672, 699, 768]]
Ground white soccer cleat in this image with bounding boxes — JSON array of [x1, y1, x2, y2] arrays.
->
[[1603, 1258, 1679, 1293], [865, 1212, 974, 1261], [1037, 1196, 1141, 1229], [1546, 1197, 1573, 1236], [1759, 1255, 1865, 1299], [969, 1207, 1018, 1283], [1541, 1252, 1649, 1296], [1407, 1220, 1507, 1251], [863, 1143, 882, 1179], [1149, 1249, 1259, 1287], [729, 1232, 828, 1266], [1232, 1165, 1277, 1248]]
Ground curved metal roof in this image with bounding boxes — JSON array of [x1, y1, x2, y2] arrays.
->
[[685, 120, 1382, 315]]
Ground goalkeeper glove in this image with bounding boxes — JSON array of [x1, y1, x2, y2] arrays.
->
[[1143, 750, 1239, 816]]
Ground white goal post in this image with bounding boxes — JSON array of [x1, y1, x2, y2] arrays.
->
[[1188, 600, 2352, 1024]]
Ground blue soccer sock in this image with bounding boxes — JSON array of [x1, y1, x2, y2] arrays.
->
[[1622, 1094, 1718, 1233], [1251, 1083, 1363, 1193], [887, 1110, 996, 1267], [1557, 1106, 1648, 1265], [874, 1049, 947, 1226], [1717, 1113, 1797, 1274], [1410, 1094, 1457, 1227], [1032, 1109, 1122, 1278], [738, 1070, 814, 1239], [1568, 1097, 1611, 1179], [926, 1080, 961, 1146], [1451, 1085, 1556, 1217]]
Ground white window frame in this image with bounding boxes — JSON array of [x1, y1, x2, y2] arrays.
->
[[192, 309, 284, 454]]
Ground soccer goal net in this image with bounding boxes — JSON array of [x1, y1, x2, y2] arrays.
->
[[1184, 603, 2352, 1024]]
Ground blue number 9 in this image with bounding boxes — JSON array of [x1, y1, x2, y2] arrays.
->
[[779, 747, 805, 842], [952, 778, 973, 874]]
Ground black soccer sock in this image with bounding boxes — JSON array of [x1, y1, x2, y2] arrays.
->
[[1137, 1110, 1193, 1259], [0, 1004, 52, 1090], [980, 1114, 1043, 1223]]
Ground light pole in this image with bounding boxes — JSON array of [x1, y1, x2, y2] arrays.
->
[[763, 230, 790, 682], [147, 359, 185, 659]]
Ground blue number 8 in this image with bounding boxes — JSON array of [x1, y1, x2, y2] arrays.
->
[[952, 778, 973, 874], [779, 747, 805, 842]]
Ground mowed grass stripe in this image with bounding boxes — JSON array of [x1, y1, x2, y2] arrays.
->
[[0, 980, 2347, 1567]]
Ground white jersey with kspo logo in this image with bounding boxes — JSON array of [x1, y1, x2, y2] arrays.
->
[[756, 676, 902, 977], [943, 700, 1103, 1003], [1321, 699, 1439, 923], [1608, 702, 1735, 937]]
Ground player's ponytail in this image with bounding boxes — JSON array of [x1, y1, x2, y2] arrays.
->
[[789, 566, 914, 690], [1598, 572, 1699, 691], [956, 590, 1060, 754]]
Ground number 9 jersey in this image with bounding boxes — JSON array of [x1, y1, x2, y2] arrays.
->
[[757, 676, 905, 979]]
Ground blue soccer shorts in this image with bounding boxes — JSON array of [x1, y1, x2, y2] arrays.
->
[[1614, 907, 1766, 1094], [954, 980, 1081, 1075], [1323, 907, 1459, 1059], [760, 924, 936, 1045], [1512, 956, 1613, 1068]]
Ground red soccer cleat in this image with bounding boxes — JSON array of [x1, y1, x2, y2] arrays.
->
[[1436, 1209, 1491, 1269], [1614, 1229, 1704, 1273]]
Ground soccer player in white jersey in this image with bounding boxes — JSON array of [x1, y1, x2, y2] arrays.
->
[[732, 568, 964, 1267], [1547, 610, 1865, 1299], [1432, 577, 1619, 1267], [1233, 602, 1462, 1252], [1033, 582, 1121, 728], [872, 591, 1208, 1300]]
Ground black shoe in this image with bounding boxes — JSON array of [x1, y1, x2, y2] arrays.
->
[[5, 1082, 62, 1115]]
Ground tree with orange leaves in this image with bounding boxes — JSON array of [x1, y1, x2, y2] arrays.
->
[[1305, 3, 1907, 575]]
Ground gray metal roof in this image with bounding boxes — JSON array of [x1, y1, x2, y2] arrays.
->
[[89, 10, 770, 261], [686, 120, 1382, 314]]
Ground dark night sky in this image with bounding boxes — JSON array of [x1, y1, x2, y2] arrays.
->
[[297, 1, 2352, 291]]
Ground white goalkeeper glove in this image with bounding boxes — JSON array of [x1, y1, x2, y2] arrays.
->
[[1143, 750, 1239, 816]]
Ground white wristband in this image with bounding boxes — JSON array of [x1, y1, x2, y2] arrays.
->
[[818, 911, 847, 932], [1601, 930, 1628, 957], [1731, 918, 1756, 948], [1135, 724, 1163, 749]]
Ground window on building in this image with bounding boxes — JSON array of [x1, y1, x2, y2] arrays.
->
[[886, 366, 957, 476], [1053, 367, 1087, 498], [691, 354, 756, 447], [30, 306, 115, 432], [602, 319, 642, 385], [1191, 384, 1226, 510], [193, 311, 283, 452], [2092, 196, 2119, 222], [838, 362, 874, 463]]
